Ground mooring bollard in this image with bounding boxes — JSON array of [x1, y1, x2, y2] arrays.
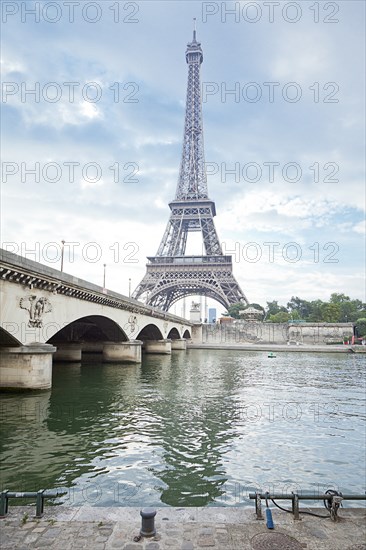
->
[[140, 508, 157, 537]]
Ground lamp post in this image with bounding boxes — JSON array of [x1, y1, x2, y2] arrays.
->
[[60, 240, 65, 271], [128, 278, 131, 298], [103, 264, 106, 288]]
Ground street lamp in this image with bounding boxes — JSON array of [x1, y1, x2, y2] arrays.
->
[[128, 278, 131, 298], [103, 264, 106, 288], [60, 240, 65, 271]]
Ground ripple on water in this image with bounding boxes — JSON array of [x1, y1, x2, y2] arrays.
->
[[0, 351, 365, 507]]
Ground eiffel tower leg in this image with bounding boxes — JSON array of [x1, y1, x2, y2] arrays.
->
[[201, 217, 222, 255]]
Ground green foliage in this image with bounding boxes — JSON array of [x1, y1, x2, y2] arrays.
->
[[266, 300, 287, 317], [264, 295, 365, 324], [306, 300, 323, 322], [320, 303, 341, 323], [269, 311, 290, 323], [287, 296, 312, 318], [290, 310, 301, 320], [21, 513, 29, 525], [249, 303, 265, 313], [330, 292, 350, 304], [355, 318, 366, 337], [329, 293, 366, 322], [222, 296, 364, 324], [222, 303, 242, 319]]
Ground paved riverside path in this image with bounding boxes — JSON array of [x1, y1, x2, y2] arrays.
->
[[188, 343, 366, 353], [1, 506, 365, 549]]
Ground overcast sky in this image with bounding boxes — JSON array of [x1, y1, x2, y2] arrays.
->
[[1, 0, 365, 316]]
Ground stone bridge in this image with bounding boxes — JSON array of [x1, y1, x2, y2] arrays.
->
[[0, 250, 193, 390]]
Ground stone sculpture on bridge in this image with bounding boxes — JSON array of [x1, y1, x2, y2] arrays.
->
[[20, 295, 52, 328]]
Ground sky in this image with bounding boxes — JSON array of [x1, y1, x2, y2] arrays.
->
[[1, 0, 365, 317]]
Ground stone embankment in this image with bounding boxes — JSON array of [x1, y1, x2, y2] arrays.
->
[[188, 343, 366, 353]]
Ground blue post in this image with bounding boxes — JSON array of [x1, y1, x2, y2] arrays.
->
[[265, 493, 274, 529], [266, 507, 274, 529]]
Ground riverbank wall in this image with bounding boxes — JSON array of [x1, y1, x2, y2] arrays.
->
[[191, 322, 360, 347]]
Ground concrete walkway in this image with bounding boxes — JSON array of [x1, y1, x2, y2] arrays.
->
[[188, 343, 366, 353], [1, 506, 365, 550]]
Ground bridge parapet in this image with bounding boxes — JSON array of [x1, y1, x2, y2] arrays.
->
[[0, 249, 193, 326], [0, 249, 193, 388]]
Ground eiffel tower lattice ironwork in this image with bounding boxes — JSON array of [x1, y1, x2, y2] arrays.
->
[[132, 24, 249, 312]]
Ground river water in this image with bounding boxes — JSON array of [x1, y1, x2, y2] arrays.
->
[[0, 350, 365, 508]]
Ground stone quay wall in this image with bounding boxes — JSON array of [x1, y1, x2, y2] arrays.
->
[[201, 322, 355, 346]]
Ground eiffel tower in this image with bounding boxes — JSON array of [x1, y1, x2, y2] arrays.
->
[[132, 23, 249, 312]]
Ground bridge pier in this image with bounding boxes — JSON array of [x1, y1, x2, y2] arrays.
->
[[144, 339, 172, 355], [53, 343, 82, 362], [0, 343, 56, 390], [82, 342, 104, 353], [103, 341, 142, 363], [191, 324, 203, 344], [171, 338, 187, 350]]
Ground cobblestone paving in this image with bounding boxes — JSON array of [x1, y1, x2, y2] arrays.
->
[[0, 507, 365, 550]]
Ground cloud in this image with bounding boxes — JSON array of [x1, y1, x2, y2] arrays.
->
[[353, 220, 366, 235], [1, 0, 365, 308], [270, 29, 332, 81]]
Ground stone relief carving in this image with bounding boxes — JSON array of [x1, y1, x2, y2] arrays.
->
[[19, 295, 52, 328], [287, 326, 302, 343], [124, 315, 139, 337], [240, 322, 262, 342]]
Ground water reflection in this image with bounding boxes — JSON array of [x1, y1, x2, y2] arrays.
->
[[0, 351, 365, 507]]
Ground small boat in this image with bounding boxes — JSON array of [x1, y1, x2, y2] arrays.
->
[[268, 352, 276, 358]]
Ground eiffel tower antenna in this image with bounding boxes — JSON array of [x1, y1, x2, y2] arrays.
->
[[132, 27, 249, 311]]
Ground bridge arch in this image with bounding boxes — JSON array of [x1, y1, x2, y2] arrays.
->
[[0, 327, 22, 347], [47, 315, 128, 345], [167, 327, 180, 340], [136, 323, 164, 341], [182, 329, 191, 339], [148, 284, 230, 311]]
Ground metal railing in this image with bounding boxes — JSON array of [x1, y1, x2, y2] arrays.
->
[[249, 491, 366, 522], [0, 490, 67, 518]]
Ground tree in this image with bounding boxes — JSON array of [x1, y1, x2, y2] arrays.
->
[[330, 293, 350, 304], [320, 303, 341, 323], [249, 303, 266, 314], [290, 310, 301, 320], [308, 300, 324, 322], [329, 294, 366, 322], [339, 300, 358, 323], [269, 311, 290, 323], [256, 295, 365, 324], [355, 318, 366, 338], [223, 303, 243, 319], [266, 300, 287, 317], [287, 296, 311, 319]]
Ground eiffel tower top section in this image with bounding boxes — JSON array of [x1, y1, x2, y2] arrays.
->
[[176, 19, 208, 201], [131, 24, 249, 310]]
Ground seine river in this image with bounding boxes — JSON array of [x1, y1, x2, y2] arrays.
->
[[0, 350, 365, 508]]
